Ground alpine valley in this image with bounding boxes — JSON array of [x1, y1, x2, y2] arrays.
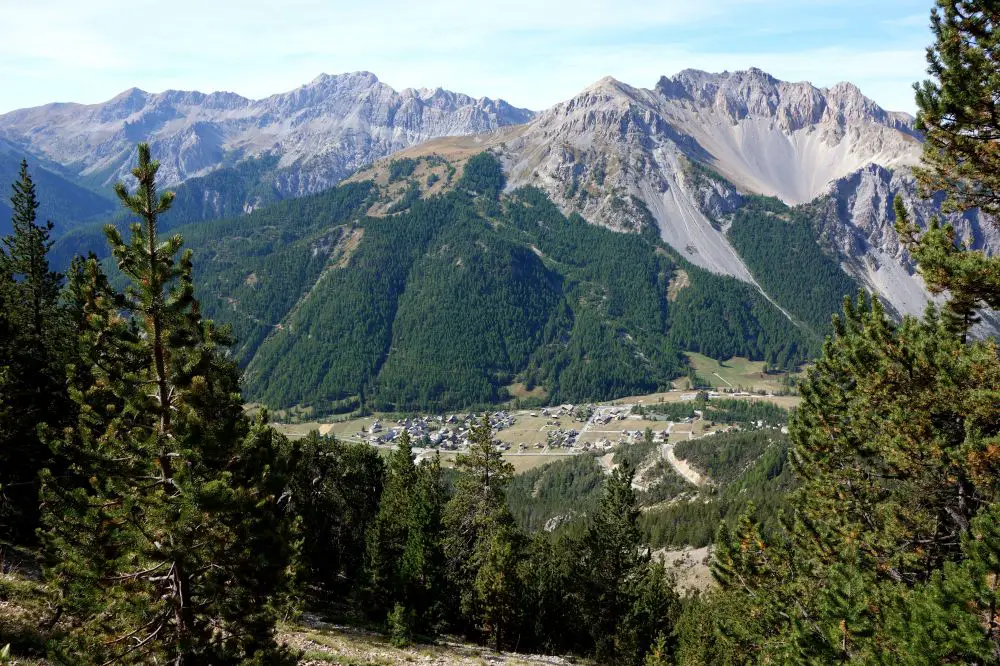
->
[[2, 68, 993, 412]]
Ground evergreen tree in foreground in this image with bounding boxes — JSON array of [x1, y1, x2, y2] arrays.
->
[[672, 5, 1000, 658], [582, 461, 679, 665], [0, 159, 68, 550], [915, 1, 1000, 217], [40, 144, 297, 664], [364, 431, 446, 631], [442, 415, 520, 648]]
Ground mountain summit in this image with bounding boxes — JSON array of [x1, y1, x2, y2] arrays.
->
[[4, 67, 995, 323], [0, 72, 534, 193], [385, 68, 993, 319]]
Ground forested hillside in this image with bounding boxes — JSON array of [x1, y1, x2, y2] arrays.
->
[[0, 150, 114, 237], [48, 154, 286, 269], [171, 153, 823, 412], [727, 196, 861, 334], [503, 425, 794, 550]]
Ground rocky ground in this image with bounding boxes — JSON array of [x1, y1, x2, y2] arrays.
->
[[0, 570, 586, 666], [283, 618, 585, 666]]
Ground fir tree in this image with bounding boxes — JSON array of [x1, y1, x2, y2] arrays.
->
[[40, 145, 297, 664], [915, 1, 1000, 217], [0, 159, 68, 548], [442, 414, 517, 637], [581, 461, 650, 664]]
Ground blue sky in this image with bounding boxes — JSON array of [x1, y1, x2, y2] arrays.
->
[[0, 0, 935, 115]]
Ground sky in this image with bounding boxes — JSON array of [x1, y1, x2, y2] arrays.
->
[[0, 0, 936, 115]]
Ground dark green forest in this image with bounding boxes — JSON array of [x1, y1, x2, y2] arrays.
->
[[727, 196, 861, 335], [164, 154, 822, 413], [635, 396, 788, 427]]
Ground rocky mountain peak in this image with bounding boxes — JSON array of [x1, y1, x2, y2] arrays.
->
[[308, 71, 381, 88], [0, 72, 534, 192], [654, 68, 915, 136], [584, 75, 627, 93]]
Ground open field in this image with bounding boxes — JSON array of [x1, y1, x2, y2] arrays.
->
[[505, 382, 549, 401], [502, 453, 578, 474], [273, 416, 376, 442], [413, 450, 577, 474], [685, 352, 804, 395]]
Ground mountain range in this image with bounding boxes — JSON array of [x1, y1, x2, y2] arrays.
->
[[1, 68, 995, 411], [0, 71, 532, 195]]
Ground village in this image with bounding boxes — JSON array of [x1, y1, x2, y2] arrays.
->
[[273, 387, 799, 473]]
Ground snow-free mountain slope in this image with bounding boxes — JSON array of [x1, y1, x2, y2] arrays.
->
[[0, 72, 533, 195], [483, 69, 923, 285], [810, 164, 1000, 317], [7, 65, 998, 330], [654, 68, 921, 204], [499, 75, 757, 280], [435, 68, 1000, 320]]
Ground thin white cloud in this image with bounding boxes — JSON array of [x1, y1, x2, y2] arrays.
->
[[0, 0, 930, 114]]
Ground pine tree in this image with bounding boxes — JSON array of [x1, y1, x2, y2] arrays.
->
[[400, 452, 447, 631], [0, 159, 68, 548], [915, 1, 1000, 217], [442, 414, 518, 637], [882, 501, 1000, 664], [581, 460, 650, 664], [365, 431, 417, 616], [40, 145, 297, 664], [4, 160, 61, 342], [473, 522, 521, 651], [676, 5, 1000, 660], [894, 196, 1000, 340], [643, 633, 670, 666], [617, 562, 680, 666], [517, 532, 588, 654], [286, 432, 384, 601], [364, 431, 446, 630], [791, 294, 1000, 585]]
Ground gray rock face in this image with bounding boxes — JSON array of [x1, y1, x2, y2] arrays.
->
[[814, 164, 1000, 317], [492, 68, 998, 317], [0, 72, 534, 193], [502, 76, 759, 280]]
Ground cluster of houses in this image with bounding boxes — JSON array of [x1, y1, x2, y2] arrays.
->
[[346, 398, 750, 457], [589, 406, 632, 425], [357, 411, 517, 451], [546, 428, 580, 448], [538, 404, 592, 421]]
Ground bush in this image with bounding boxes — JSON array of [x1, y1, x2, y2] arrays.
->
[[387, 603, 415, 647], [388, 158, 418, 183], [644, 633, 670, 666]]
